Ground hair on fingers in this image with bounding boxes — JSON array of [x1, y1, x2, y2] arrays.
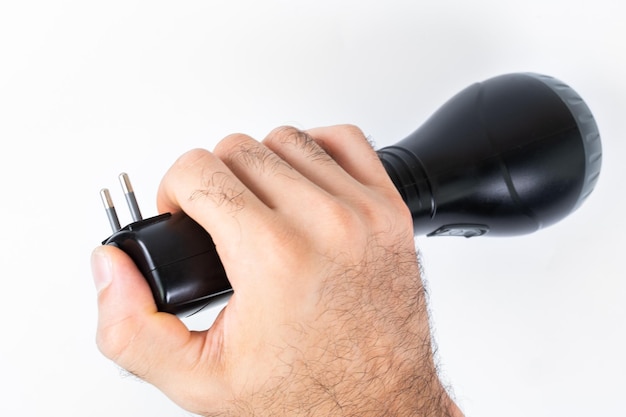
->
[[190, 170, 247, 213], [266, 126, 336, 166]]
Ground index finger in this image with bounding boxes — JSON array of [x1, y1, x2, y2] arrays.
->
[[156, 147, 273, 261]]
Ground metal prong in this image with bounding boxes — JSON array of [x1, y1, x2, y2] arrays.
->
[[119, 172, 143, 222], [100, 188, 121, 232]]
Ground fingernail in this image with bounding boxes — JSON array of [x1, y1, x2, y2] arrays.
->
[[91, 246, 113, 293]]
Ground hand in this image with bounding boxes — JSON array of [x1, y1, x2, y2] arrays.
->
[[91, 125, 463, 416]]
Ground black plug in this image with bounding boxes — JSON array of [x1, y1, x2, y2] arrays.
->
[[100, 173, 233, 317]]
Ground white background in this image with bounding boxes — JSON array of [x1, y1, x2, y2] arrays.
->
[[1, 1, 624, 416]]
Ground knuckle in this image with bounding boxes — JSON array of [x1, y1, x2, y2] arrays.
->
[[316, 197, 365, 239], [172, 148, 212, 171], [265, 125, 303, 144], [383, 188, 414, 226], [370, 190, 414, 232], [264, 126, 311, 152], [342, 189, 414, 243], [335, 124, 367, 139], [213, 133, 257, 161], [265, 125, 333, 163], [336, 124, 376, 150], [216, 133, 287, 174]]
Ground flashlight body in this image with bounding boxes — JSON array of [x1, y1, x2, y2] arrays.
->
[[378, 73, 601, 237]]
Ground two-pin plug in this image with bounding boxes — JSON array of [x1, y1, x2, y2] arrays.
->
[[99, 173, 233, 317]]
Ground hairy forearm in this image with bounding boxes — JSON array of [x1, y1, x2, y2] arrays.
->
[[203, 351, 461, 417], [204, 271, 461, 417]]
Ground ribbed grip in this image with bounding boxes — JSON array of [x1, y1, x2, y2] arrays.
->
[[378, 146, 434, 220]]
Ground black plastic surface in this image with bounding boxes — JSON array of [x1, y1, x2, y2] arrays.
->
[[103, 212, 232, 316], [378, 72, 602, 236]]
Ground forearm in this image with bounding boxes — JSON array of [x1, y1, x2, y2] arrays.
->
[[203, 352, 462, 417]]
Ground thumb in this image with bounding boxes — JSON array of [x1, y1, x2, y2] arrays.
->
[[90, 245, 207, 390]]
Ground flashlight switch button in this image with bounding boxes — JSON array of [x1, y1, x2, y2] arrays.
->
[[427, 224, 489, 238]]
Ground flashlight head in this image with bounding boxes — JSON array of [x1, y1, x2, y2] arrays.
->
[[378, 73, 602, 237]]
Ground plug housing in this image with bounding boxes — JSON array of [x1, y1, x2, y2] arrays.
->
[[100, 174, 232, 317]]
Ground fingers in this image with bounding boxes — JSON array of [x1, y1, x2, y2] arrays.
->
[[156, 146, 274, 261], [159, 125, 391, 216], [156, 125, 405, 279], [261, 124, 394, 193], [212, 132, 330, 211], [91, 245, 217, 401], [261, 126, 367, 200], [305, 124, 394, 190]]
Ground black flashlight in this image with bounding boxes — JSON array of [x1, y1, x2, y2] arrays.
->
[[101, 72, 602, 317], [378, 72, 601, 237]]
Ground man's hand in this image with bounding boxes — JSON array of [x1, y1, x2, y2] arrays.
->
[[91, 125, 463, 416]]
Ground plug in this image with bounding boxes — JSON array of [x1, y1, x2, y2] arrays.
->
[[99, 173, 233, 317]]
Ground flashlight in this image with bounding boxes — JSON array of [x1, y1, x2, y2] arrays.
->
[[101, 72, 602, 316]]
